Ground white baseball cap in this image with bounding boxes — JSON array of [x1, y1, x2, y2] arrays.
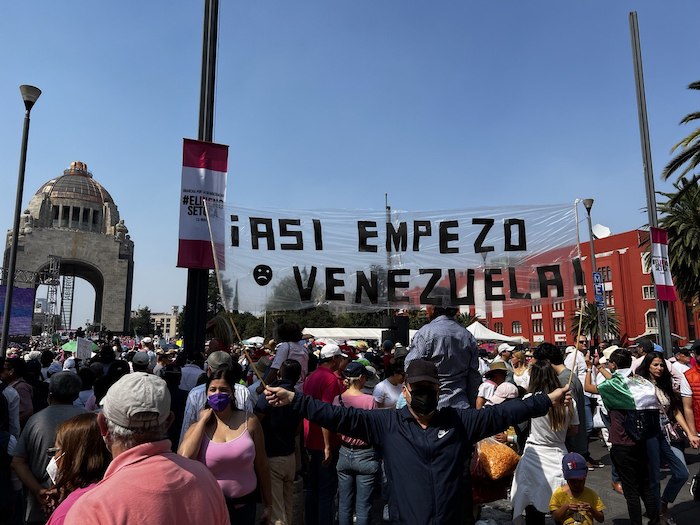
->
[[498, 343, 515, 353], [320, 344, 348, 360], [102, 373, 170, 430]]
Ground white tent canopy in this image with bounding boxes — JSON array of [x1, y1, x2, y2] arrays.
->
[[305, 323, 526, 345], [628, 329, 685, 341], [466, 322, 527, 344], [304, 327, 417, 342]]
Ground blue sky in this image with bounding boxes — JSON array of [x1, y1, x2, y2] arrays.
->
[[1, 1, 699, 328]]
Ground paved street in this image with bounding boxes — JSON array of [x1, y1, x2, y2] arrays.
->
[[479, 439, 700, 524]]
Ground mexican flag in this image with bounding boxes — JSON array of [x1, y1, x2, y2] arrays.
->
[[598, 371, 660, 411]]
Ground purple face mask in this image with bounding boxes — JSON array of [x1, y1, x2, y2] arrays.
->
[[207, 392, 231, 412]]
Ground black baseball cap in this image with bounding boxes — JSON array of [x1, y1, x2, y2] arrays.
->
[[636, 338, 654, 354], [691, 340, 700, 354], [405, 359, 439, 385]]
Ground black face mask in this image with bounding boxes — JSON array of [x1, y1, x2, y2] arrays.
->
[[408, 386, 439, 415]]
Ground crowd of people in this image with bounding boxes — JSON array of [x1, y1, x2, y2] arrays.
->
[[0, 305, 699, 524]]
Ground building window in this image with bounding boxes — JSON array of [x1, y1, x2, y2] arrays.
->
[[605, 290, 614, 306], [646, 310, 658, 329], [494, 322, 504, 334], [552, 300, 565, 311], [575, 296, 586, 310], [512, 321, 522, 334], [554, 317, 566, 332], [532, 319, 543, 333], [642, 285, 655, 300], [531, 301, 541, 313], [641, 253, 651, 274], [597, 266, 612, 282]]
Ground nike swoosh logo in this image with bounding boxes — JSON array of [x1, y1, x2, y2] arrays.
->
[[437, 429, 449, 439]]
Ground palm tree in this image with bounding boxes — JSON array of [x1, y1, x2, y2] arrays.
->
[[570, 302, 620, 341], [658, 177, 700, 303], [456, 312, 481, 329], [663, 81, 700, 184]]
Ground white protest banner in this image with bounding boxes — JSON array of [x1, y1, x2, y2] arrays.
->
[[650, 227, 677, 302], [76, 337, 93, 360], [177, 139, 228, 269], [206, 204, 580, 313]]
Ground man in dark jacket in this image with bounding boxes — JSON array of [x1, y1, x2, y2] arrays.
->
[[265, 359, 570, 525]]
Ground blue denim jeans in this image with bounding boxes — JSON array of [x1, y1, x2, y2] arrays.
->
[[584, 396, 594, 437], [305, 448, 338, 525], [646, 432, 689, 507], [336, 446, 380, 525]]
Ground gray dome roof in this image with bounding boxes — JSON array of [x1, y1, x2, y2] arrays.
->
[[35, 161, 114, 205]]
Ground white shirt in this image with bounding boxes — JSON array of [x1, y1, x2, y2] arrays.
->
[[513, 369, 530, 390], [372, 379, 403, 409], [564, 351, 591, 397], [631, 356, 692, 397], [672, 361, 691, 375], [477, 380, 497, 402]]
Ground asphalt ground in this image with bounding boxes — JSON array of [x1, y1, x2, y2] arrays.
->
[[479, 438, 700, 524], [261, 438, 700, 524]]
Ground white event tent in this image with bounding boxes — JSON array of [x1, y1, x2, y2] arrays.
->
[[304, 322, 526, 345]]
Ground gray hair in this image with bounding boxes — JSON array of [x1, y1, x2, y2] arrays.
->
[[48, 372, 82, 403], [105, 418, 169, 450]]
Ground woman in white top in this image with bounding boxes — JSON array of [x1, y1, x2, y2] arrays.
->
[[511, 351, 530, 390], [511, 359, 579, 525]]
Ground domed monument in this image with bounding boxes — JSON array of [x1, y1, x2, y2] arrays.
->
[[3, 161, 134, 332]]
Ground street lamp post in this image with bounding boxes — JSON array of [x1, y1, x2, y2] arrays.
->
[[582, 199, 608, 346], [1, 85, 41, 357]]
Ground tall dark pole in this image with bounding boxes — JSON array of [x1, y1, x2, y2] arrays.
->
[[582, 199, 607, 345], [630, 12, 673, 356], [184, 0, 219, 358], [1, 85, 41, 357]]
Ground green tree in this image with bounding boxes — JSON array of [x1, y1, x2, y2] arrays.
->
[[408, 309, 428, 330], [658, 178, 700, 303], [456, 312, 481, 328], [663, 81, 700, 185], [130, 306, 153, 336], [570, 303, 619, 341], [208, 271, 224, 319]]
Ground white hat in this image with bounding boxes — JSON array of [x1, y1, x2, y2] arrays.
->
[[142, 337, 152, 344], [101, 373, 170, 430], [489, 382, 520, 405], [565, 345, 577, 354], [320, 344, 347, 360], [63, 356, 76, 371], [498, 343, 515, 353], [598, 345, 619, 364]]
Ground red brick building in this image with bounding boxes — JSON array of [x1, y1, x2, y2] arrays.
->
[[474, 229, 696, 347]]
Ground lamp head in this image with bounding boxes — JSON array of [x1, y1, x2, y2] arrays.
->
[[582, 198, 594, 213], [19, 85, 41, 111]]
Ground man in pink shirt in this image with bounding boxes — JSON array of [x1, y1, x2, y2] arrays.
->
[[303, 343, 347, 525], [65, 373, 229, 525]]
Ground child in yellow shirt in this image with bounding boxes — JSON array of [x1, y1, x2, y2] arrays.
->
[[549, 452, 605, 525]]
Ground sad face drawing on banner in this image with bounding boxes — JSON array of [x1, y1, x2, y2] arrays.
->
[[253, 265, 273, 286]]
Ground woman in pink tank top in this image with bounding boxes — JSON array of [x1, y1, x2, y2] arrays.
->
[[179, 368, 272, 524], [332, 362, 379, 525]]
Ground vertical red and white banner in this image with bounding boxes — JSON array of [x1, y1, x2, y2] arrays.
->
[[177, 138, 228, 269], [650, 227, 677, 302]]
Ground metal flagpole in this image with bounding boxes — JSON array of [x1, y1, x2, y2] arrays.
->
[[184, 0, 220, 358], [629, 11, 673, 357]]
